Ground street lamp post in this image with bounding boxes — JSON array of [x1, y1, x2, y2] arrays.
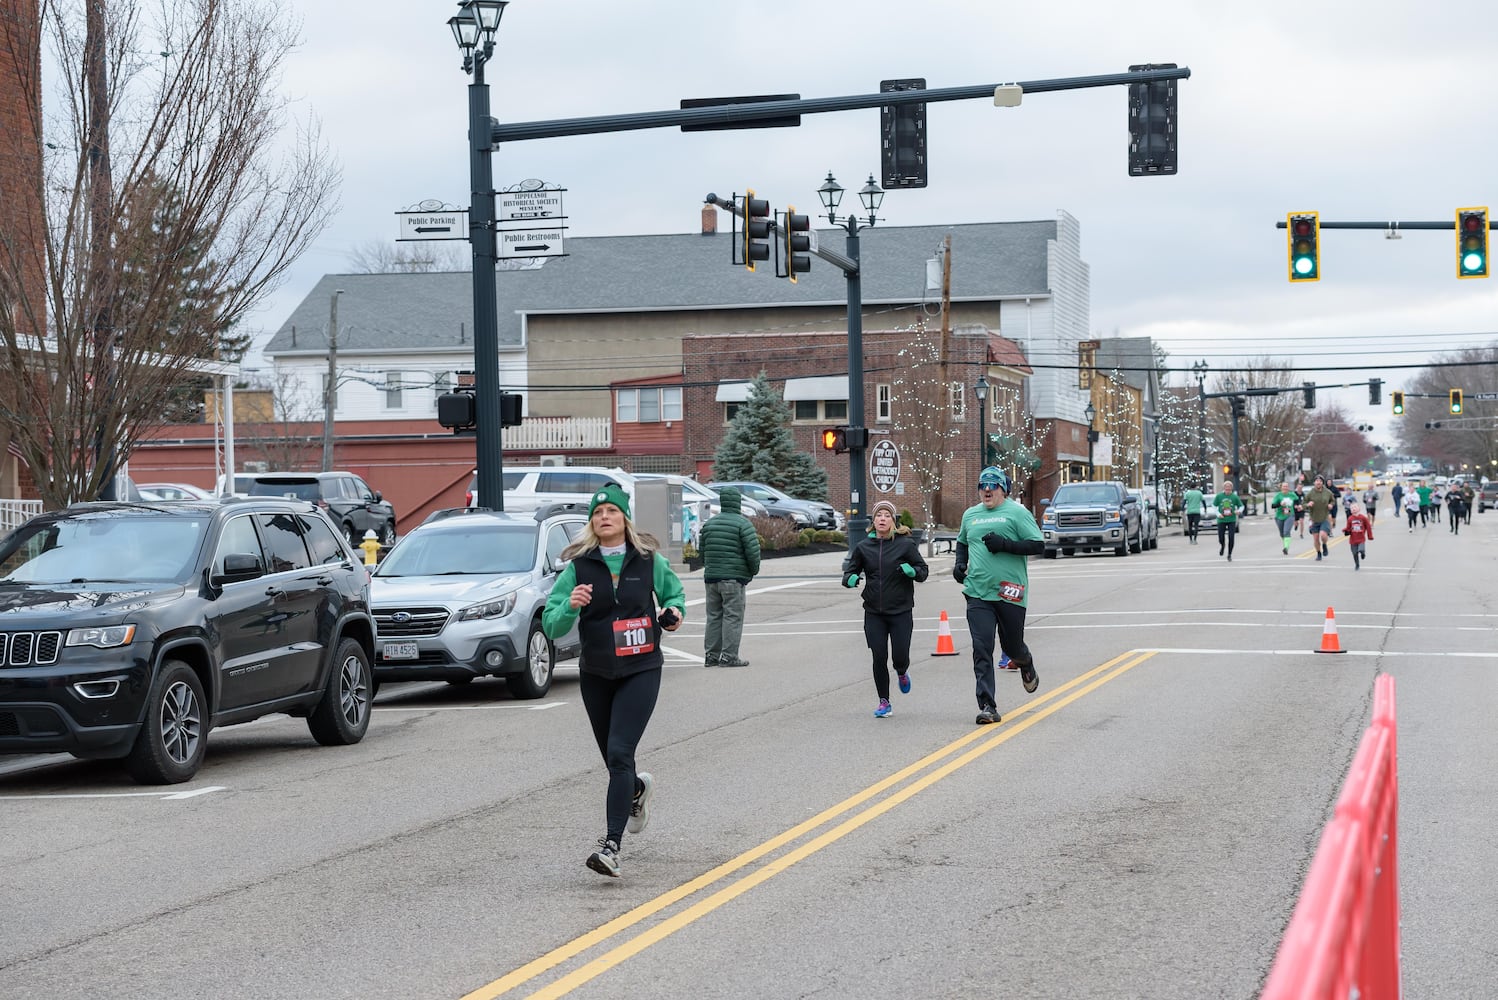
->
[[1085, 401, 1097, 480], [816, 171, 883, 548], [449, 0, 509, 511], [1192, 359, 1209, 482], [974, 376, 989, 473]]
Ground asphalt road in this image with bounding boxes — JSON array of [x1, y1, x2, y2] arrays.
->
[[1, 509, 1493, 999]]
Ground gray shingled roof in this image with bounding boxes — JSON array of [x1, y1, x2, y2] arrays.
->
[[1094, 336, 1160, 394], [265, 219, 1059, 357]]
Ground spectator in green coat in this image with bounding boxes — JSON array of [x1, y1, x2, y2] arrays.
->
[[698, 487, 761, 667]]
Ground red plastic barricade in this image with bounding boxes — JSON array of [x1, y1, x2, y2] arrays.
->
[[1261, 675, 1400, 1000]]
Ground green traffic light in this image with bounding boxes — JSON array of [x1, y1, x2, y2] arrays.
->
[[1462, 250, 1486, 274], [1293, 256, 1316, 277]]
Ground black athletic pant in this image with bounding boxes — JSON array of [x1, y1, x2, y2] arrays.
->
[[864, 609, 914, 701], [1217, 520, 1238, 557], [965, 595, 1032, 711], [1186, 512, 1200, 540], [579, 667, 661, 846]]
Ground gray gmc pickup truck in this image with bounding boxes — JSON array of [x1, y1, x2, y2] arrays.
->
[[1039, 480, 1145, 558]]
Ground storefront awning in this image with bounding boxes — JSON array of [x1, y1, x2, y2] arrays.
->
[[782, 375, 849, 401]]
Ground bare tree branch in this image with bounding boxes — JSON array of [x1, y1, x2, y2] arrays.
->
[[0, 0, 340, 506]]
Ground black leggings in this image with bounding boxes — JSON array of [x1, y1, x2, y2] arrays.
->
[[1186, 512, 1201, 539], [864, 609, 914, 700], [1217, 520, 1238, 556], [1407, 508, 1419, 528], [579, 667, 661, 845]]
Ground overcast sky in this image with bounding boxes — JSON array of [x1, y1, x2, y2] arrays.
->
[[249, 0, 1498, 448]]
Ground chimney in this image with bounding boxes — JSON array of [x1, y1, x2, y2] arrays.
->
[[701, 204, 717, 235]]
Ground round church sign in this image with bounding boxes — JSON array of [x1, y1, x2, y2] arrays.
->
[[869, 439, 901, 493]]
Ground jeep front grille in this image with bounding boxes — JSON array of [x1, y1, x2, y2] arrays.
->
[[373, 607, 450, 638], [0, 631, 62, 666]]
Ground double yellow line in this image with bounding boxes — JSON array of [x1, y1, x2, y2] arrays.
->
[[463, 648, 1157, 1000]]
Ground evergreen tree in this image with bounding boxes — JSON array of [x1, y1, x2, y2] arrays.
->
[[712, 372, 829, 501]]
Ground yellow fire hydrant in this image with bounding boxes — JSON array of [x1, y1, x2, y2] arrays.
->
[[359, 529, 382, 567]]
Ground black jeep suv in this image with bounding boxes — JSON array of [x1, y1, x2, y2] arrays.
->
[[0, 498, 376, 783]]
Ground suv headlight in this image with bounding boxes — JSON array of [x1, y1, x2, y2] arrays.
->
[[457, 593, 517, 622], [1105, 509, 1122, 523], [1041, 511, 1055, 524], [791, 511, 812, 525], [66, 624, 137, 649]]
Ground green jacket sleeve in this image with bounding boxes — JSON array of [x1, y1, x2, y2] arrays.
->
[[542, 562, 580, 640], [740, 520, 762, 577], [652, 552, 686, 614]]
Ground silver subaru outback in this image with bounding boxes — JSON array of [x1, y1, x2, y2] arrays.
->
[[369, 507, 584, 698]]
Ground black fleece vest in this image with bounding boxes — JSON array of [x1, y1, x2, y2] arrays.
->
[[572, 546, 663, 678]]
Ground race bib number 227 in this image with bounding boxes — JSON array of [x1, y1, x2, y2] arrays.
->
[[999, 581, 1025, 603]]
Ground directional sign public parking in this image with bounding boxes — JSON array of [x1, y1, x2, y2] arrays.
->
[[396, 210, 468, 241]]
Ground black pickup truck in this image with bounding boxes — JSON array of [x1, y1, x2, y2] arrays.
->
[[1038, 481, 1145, 558]]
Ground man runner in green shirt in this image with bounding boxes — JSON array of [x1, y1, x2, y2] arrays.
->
[[1303, 475, 1337, 560], [1214, 480, 1245, 561], [1182, 483, 1206, 545]]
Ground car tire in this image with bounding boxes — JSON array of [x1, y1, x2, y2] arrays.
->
[[508, 618, 555, 700], [125, 659, 207, 785], [380, 520, 397, 546], [344, 522, 362, 548], [1115, 535, 1129, 557], [307, 638, 373, 746], [1129, 528, 1142, 554]]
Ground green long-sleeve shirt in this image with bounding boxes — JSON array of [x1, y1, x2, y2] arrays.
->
[[542, 547, 686, 641]]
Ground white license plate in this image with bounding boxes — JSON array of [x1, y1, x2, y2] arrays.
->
[[382, 641, 419, 660]]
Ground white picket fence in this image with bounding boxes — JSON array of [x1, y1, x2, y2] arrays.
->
[[0, 499, 44, 534]]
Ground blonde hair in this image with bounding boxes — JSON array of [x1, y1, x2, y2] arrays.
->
[[561, 516, 659, 562]]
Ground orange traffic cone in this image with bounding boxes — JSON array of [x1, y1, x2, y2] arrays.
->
[[933, 610, 958, 656], [1315, 606, 1346, 654]]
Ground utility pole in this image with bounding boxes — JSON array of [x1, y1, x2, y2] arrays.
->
[[1192, 360, 1209, 483], [321, 289, 342, 471], [935, 234, 953, 523]]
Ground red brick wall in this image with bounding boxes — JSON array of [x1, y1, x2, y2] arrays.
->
[[0, 0, 43, 333]]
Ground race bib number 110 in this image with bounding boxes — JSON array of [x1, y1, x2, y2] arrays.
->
[[613, 617, 655, 656]]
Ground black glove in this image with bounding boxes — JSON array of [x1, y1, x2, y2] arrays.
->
[[982, 532, 1010, 554], [952, 564, 967, 585], [657, 608, 680, 629]]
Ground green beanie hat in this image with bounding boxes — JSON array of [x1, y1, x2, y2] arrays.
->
[[587, 482, 631, 520]]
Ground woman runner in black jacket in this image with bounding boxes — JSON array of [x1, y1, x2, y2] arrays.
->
[[843, 500, 930, 718]]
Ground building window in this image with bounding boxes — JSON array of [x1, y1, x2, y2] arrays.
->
[[791, 400, 847, 422], [949, 382, 966, 420], [617, 387, 683, 423], [384, 371, 403, 409], [876, 384, 892, 422], [724, 402, 741, 423]]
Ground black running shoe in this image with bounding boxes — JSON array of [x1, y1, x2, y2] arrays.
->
[[587, 838, 621, 878], [975, 704, 1001, 725], [1019, 661, 1039, 694]]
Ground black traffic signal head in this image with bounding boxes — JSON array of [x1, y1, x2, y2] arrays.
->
[[880, 78, 929, 188], [1391, 390, 1405, 415], [1127, 64, 1178, 177], [1368, 378, 1381, 405], [1457, 207, 1488, 279], [437, 390, 476, 432], [1302, 382, 1316, 409], [1449, 388, 1464, 414], [821, 426, 848, 454], [1288, 212, 1320, 282], [499, 391, 523, 428], [742, 191, 771, 272], [1229, 396, 1245, 418], [782, 207, 810, 283]]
